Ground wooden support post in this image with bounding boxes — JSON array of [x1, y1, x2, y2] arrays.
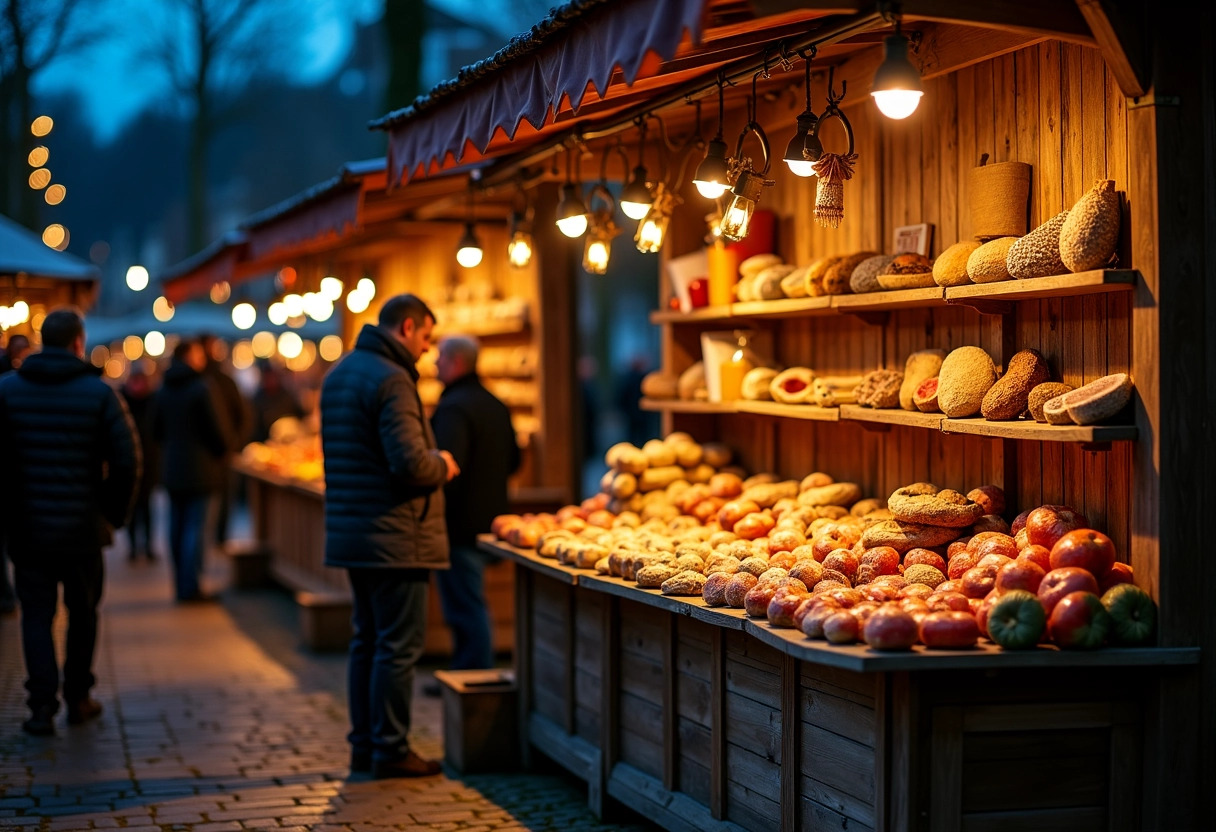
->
[[780, 654, 800, 832], [709, 627, 726, 819], [514, 565, 533, 769]]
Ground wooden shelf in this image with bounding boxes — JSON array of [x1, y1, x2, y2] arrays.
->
[[941, 417, 1138, 443], [434, 318, 530, 337], [731, 296, 834, 320], [833, 286, 947, 313], [639, 398, 736, 414], [649, 305, 733, 325], [839, 404, 945, 430], [735, 400, 841, 421], [945, 269, 1138, 305]]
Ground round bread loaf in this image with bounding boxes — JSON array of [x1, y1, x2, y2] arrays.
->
[[966, 237, 1020, 283], [823, 251, 877, 295], [641, 370, 679, 399], [741, 367, 779, 400], [805, 255, 845, 296], [1028, 382, 1074, 422], [932, 241, 981, 286], [753, 264, 796, 299], [677, 361, 707, 401], [781, 266, 811, 298], [849, 254, 897, 293], [888, 482, 985, 528], [860, 520, 961, 553], [877, 253, 935, 289], [770, 367, 815, 403], [1059, 180, 1120, 272], [878, 271, 937, 289], [937, 346, 998, 418], [883, 252, 933, 274], [740, 253, 783, 279], [855, 368, 904, 408]]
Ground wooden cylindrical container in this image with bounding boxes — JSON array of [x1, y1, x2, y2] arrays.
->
[[967, 160, 1031, 239]]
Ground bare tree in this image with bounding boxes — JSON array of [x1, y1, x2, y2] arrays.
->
[[0, 0, 98, 227], [142, 0, 314, 254]]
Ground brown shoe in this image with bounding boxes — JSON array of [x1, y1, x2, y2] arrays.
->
[[67, 698, 103, 725], [372, 751, 442, 779]]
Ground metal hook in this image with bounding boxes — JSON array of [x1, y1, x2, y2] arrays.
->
[[825, 65, 847, 107]]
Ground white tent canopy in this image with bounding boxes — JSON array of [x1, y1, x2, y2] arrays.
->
[[0, 213, 99, 281]]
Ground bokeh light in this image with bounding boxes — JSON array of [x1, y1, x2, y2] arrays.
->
[[286, 339, 316, 372], [153, 296, 175, 321], [30, 115, 53, 136], [90, 344, 109, 367], [232, 340, 254, 370], [209, 281, 231, 304], [42, 224, 67, 249], [267, 302, 288, 326], [319, 334, 344, 362], [283, 293, 304, 318], [104, 357, 126, 379], [44, 183, 66, 205], [232, 302, 256, 330], [251, 331, 276, 358], [144, 331, 166, 357], [28, 147, 48, 166], [319, 276, 343, 300], [346, 289, 370, 313], [126, 265, 149, 291], [277, 331, 303, 359], [28, 168, 50, 189], [357, 278, 375, 298], [122, 334, 144, 360]]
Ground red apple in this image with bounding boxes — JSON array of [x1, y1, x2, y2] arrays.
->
[[961, 565, 998, 599], [1048, 591, 1111, 649], [1014, 528, 1030, 550], [936, 579, 964, 594], [863, 582, 901, 603], [899, 583, 933, 601], [977, 553, 1014, 571], [1017, 544, 1052, 572], [801, 599, 841, 639], [1011, 508, 1033, 536], [767, 587, 810, 628], [947, 552, 980, 581], [974, 589, 1001, 638], [1049, 528, 1117, 577], [947, 540, 972, 560], [1037, 567, 1101, 616], [926, 591, 971, 613], [970, 533, 1019, 560], [823, 611, 860, 644], [863, 606, 919, 650], [849, 601, 881, 628], [919, 611, 980, 648], [968, 485, 1007, 517], [1099, 561, 1135, 593], [1025, 506, 1090, 550], [995, 559, 1046, 595]]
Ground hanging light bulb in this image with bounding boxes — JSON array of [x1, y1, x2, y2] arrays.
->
[[635, 182, 677, 254], [693, 77, 733, 198], [720, 80, 775, 243], [507, 210, 534, 268], [455, 177, 484, 267], [582, 184, 621, 275], [619, 122, 653, 220], [555, 183, 588, 237], [783, 48, 823, 177], [871, 24, 923, 120], [456, 223, 483, 268]]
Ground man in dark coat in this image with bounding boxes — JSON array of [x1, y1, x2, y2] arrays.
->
[[0, 308, 140, 735], [431, 335, 521, 671], [153, 339, 231, 602], [321, 293, 459, 780], [200, 333, 250, 546]]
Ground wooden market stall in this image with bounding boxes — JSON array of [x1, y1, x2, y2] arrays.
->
[[373, 0, 1214, 828], [1, 212, 100, 335], [159, 160, 577, 652]]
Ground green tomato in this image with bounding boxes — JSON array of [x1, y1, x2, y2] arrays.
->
[[1101, 583, 1157, 646], [987, 590, 1046, 650]]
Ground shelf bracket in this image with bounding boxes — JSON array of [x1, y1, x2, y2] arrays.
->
[[948, 299, 1014, 316]]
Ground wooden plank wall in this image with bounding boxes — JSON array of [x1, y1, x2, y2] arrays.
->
[[670, 42, 1134, 557]]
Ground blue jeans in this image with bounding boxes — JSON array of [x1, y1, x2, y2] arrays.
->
[[436, 544, 494, 670], [346, 568, 429, 763], [168, 492, 214, 600], [13, 551, 104, 711]]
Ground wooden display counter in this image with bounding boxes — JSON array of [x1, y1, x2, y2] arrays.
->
[[234, 461, 520, 654], [483, 536, 1197, 831]]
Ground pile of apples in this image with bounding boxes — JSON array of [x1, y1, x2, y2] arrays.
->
[[767, 504, 1157, 651]]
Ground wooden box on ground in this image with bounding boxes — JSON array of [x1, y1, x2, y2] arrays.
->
[[434, 669, 519, 774]]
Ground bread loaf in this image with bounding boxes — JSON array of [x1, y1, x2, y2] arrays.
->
[[855, 369, 904, 409], [937, 346, 998, 418], [770, 367, 815, 403], [1059, 180, 1120, 272], [980, 348, 1052, 421], [677, 362, 706, 401], [739, 253, 783, 279], [823, 252, 877, 295], [781, 266, 810, 298], [641, 370, 679, 399], [741, 367, 779, 400], [966, 237, 1019, 283], [877, 253, 934, 289], [933, 241, 981, 286], [849, 254, 897, 294], [1028, 382, 1074, 423], [899, 349, 946, 411], [805, 255, 845, 297], [1006, 210, 1069, 279]]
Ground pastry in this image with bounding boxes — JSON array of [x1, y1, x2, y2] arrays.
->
[[741, 367, 779, 400], [932, 241, 981, 286], [770, 367, 815, 403], [888, 482, 986, 528], [855, 369, 904, 408], [899, 349, 946, 411], [849, 254, 897, 294], [966, 237, 1020, 283], [981, 348, 1052, 420], [937, 346, 998, 418]]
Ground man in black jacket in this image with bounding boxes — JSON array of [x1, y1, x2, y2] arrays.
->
[[0, 308, 140, 735], [431, 335, 520, 671], [153, 339, 231, 602], [320, 293, 459, 780]]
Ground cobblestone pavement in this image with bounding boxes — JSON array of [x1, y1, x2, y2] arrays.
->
[[0, 523, 656, 831]]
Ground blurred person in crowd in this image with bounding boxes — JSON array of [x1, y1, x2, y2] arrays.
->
[[251, 361, 305, 443], [121, 365, 159, 561], [153, 339, 231, 602], [430, 334, 520, 675], [0, 333, 30, 374], [320, 293, 458, 780], [0, 333, 26, 613], [199, 333, 251, 546], [0, 308, 139, 735]]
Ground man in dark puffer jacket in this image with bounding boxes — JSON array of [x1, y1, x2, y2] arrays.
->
[[0, 308, 140, 736], [321, 293, 459, 779]]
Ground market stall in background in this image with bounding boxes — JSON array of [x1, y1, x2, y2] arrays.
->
[[1, 211, 99, 340], [368, 0, 1213, 828], [156, 156, 576, 652]]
